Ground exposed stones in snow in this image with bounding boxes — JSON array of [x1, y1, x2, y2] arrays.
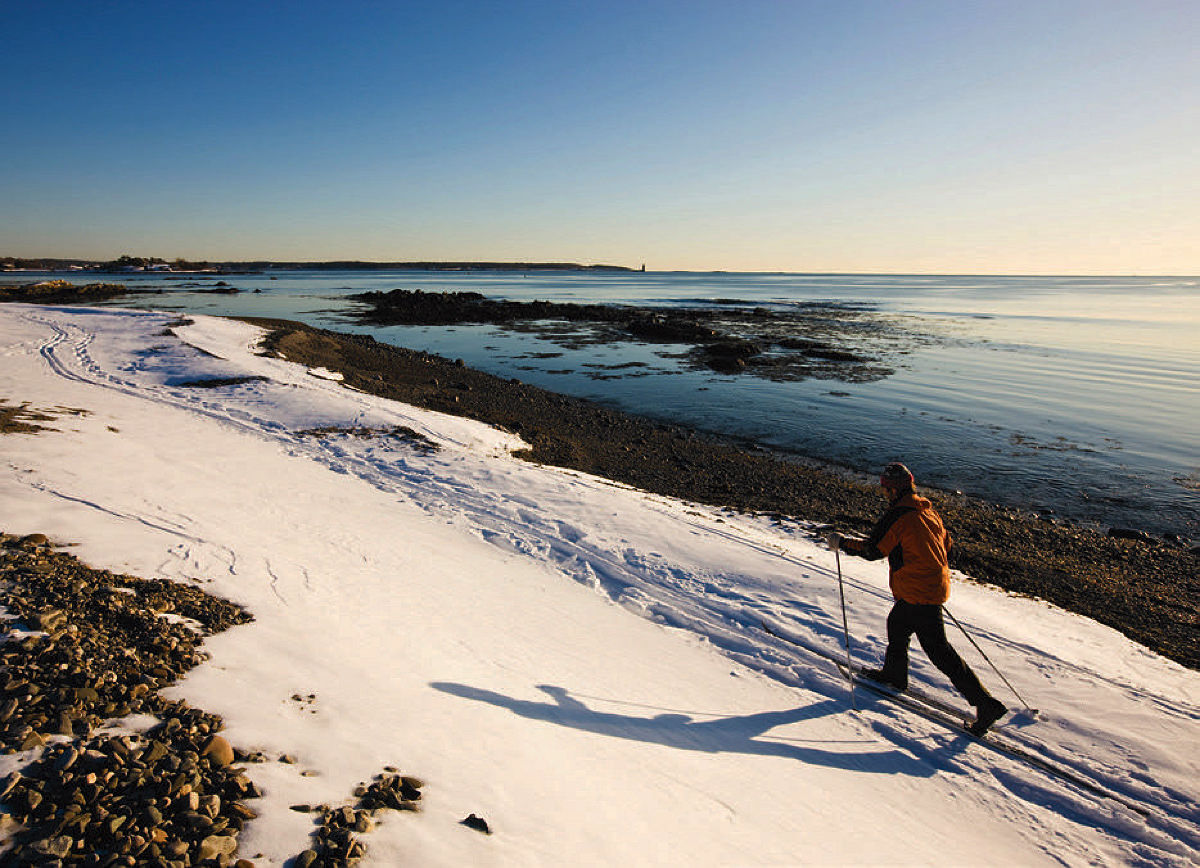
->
[[295, 425, 439, 454], [174, 377, 271, 389], [0, 532, 431, 867], [0, 403, 90, 436], [0, 531, 259, 865], [292, 770, 426, 866], [460, 813, 491, 835]]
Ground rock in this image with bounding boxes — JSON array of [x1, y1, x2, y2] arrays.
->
[[0, 772, 20, 799], [1107, 527, 1156, 544], [203, 734, 235, 766], [54, 747, 79, 772], [198, 834, 238, 861], [35, 834, 74, 857], [142, 740, 168, 764], [32, 609, 66, 631], [18, 533, 50, 549], [295, 849, 319, 868], [461, 813, 492, 834], [180, 809, 213, 832]]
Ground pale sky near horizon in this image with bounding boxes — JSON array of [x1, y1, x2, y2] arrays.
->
[[2, 1, 1197, 274]]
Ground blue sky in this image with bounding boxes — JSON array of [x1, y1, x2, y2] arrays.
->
[[3, 1, 1196, 272]]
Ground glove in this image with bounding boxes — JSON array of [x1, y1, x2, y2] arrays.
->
[[825, 532, 843, 552]]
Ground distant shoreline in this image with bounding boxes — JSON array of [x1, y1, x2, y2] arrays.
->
[[4, 260, 1196, 278], [1, 260, 637, 275]]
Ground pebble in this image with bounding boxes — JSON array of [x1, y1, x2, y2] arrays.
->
[[462, 813, 492, 834]]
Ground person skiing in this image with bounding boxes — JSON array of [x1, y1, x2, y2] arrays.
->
[[825, 462, 1007, 736]]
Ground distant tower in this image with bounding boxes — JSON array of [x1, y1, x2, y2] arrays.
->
[[640, 263, 646, 272]]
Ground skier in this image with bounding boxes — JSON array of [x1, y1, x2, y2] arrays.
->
[[825, 462, 1008, 736]]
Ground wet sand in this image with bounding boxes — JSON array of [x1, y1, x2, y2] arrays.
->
[[243, 319, 1198, 671]]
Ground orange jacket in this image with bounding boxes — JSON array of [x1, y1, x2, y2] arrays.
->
[[844, 492, 952, 605]]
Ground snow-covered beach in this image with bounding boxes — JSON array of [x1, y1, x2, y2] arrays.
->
[[1, 303, 1198, 865]]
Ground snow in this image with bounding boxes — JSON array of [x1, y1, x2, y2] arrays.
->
[[1, 303, 1197, 866]]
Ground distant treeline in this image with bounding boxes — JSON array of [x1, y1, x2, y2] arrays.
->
[[2, 255, 635, 273], [263, 261, 635, 272], [2, 255, 217, 272]]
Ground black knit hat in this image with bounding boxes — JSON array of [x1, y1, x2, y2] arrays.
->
[[880, 462, 915, 489]]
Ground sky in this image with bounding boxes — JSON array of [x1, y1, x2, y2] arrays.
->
[[2, 0, 1197, 273]]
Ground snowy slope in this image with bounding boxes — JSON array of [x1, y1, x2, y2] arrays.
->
[[1, 304, 1197, 866]]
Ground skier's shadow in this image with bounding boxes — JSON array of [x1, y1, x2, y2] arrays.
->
[[431, 681, 936, 776]]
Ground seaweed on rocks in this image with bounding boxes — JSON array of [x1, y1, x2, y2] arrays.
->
[[344, 289, 893, 383], [0, 282, 136, 304]]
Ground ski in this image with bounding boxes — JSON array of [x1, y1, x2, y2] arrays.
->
[[760, 617, 987, 720], [757, 616, 1151, 818], [839, 663, 996, 738], [841, 664, 971, 721]]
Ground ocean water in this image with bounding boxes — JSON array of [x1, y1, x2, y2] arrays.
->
[[15, 270, 1199, 539]]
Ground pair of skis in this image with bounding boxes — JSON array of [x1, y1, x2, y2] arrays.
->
[[824, 547, 1023, 736], [759, 617, 976, 729], [757, 616, 1151, 819]]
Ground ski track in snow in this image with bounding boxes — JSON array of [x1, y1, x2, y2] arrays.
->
[[8, 305, 1200, 862]]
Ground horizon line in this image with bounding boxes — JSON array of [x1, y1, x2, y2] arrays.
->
[[3, 257, 1196, 280]]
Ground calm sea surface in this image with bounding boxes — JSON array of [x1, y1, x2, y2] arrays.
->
[[19, 270, 1200, 539]]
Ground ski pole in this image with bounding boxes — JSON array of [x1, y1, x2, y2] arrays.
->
[[943, 605, 1038, 715], [835, 549, 857, 710]]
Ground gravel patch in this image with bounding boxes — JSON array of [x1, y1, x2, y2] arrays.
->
[[0, 534, 425, 866]]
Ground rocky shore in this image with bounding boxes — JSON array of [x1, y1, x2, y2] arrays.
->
[[0, 281, 240, 307], [249, 319, 1198, 671], [0, 282, 132, 305], [0, 534, 424, 866]]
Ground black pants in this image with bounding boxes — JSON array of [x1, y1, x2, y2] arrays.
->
[[881, 600, 991, 707]]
